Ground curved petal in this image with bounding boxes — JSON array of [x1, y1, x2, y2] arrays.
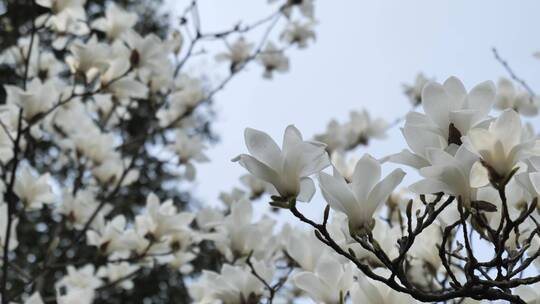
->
[[293, 272, 330, 303], [319, 172, 357, 217], [351, 154, 381, 202], [466, 80, 495, 117], [366, 169, 405, 215], [244, 128, 282, 169], [297, 177, 316, 202], [234, 154, 282, 192], [490, 109, 521, 154], [443, 76, 467, 106], [422, 82, 450, 129], [282, 125, 303, 156]]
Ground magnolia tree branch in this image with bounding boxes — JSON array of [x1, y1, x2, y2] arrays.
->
[[492, 47, 536, 97]]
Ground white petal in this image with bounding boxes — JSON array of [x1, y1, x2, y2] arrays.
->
[[297, 177, 316, 202], [244, 128, 282, 169], [235, 154, 282, 191], [351, 154, 380, 202], [470, 161, 490, 188], [422, 82, 450, 128], [366, 169, 405, 216], [466, 80, 495, 117], [443, 76, 467, 105]]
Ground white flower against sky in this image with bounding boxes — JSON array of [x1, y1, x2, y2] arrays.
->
[[216, 37, 254, 72], [409, 145, 477, 205], [281, 21, 316, 49], [91, 3, 138, 40], [258, 42, 289, 79], [13, 165, 55, 210], [319, 154, 405, 234], [403, 72, 432, 106], [495, 78, 539, 116], [463, 109, 537, 186], [391, 77, 495, 169], [234, 125, 330, 202]]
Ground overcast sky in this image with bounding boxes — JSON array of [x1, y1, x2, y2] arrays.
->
[[165, 0, 540, 221]]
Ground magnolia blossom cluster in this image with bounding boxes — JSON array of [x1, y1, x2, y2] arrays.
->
[[230, 74, 540, 303], [3, 0, 540, 303], [0, 0, 319, 303]]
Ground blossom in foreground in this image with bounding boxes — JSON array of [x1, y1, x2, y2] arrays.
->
[[463, 109, 536, 186], [234, 125, 330, 202], [391, 77, 495, 169], [293, 254, 354, 304], [55, 265, 102, 304], [409, 145, 477, 205], [319, 154, 405, 234]]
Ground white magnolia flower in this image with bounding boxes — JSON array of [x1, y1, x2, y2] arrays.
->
[[294, 255, 354, 304], [121, 30, 173, 84], [36, 0, 89, 36], [219, 187, 247, 207], [464, 109, 537, 186], [135, 193, 195, 241], [157, 74, 206, 127], [190, 262, 273, 303], [13, 166, 55, 210], [91, 156, 140, 187], [258, 42, 289, 79], [331, 151, 358, 183], [66, 35, 110, 81], [346, 110, 388, 146], [56, 265, 102, 304], [99, 41, 148, 102], [169, 130, 209, 181], [314, 119, 349, 152], [239, 174, 267, 199], [86, 215, 129, 255], [281, 22, 316, 49], [97, 261, 140, 290], [495, 78, 538, 116], [403, 73, 432, 106], [213, 199, 277, 261], [410, 145, 477, 205], [319, 154, 405, 234], [516, 157, 540, 202], [328, 215, 400, 266], [91, 3, 138, 40], [234, 125, 330, 202], [350, 275, 416, 304], [216, 37, 254, 72], [315, 110, 387, 152], [4, 78, 59, 121], [285, 229, 329, 272], [391, 77, 495, 169], [59, 189, 100, 230]]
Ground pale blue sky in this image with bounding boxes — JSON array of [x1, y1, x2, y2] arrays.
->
[[166, 0, 540, 221]]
